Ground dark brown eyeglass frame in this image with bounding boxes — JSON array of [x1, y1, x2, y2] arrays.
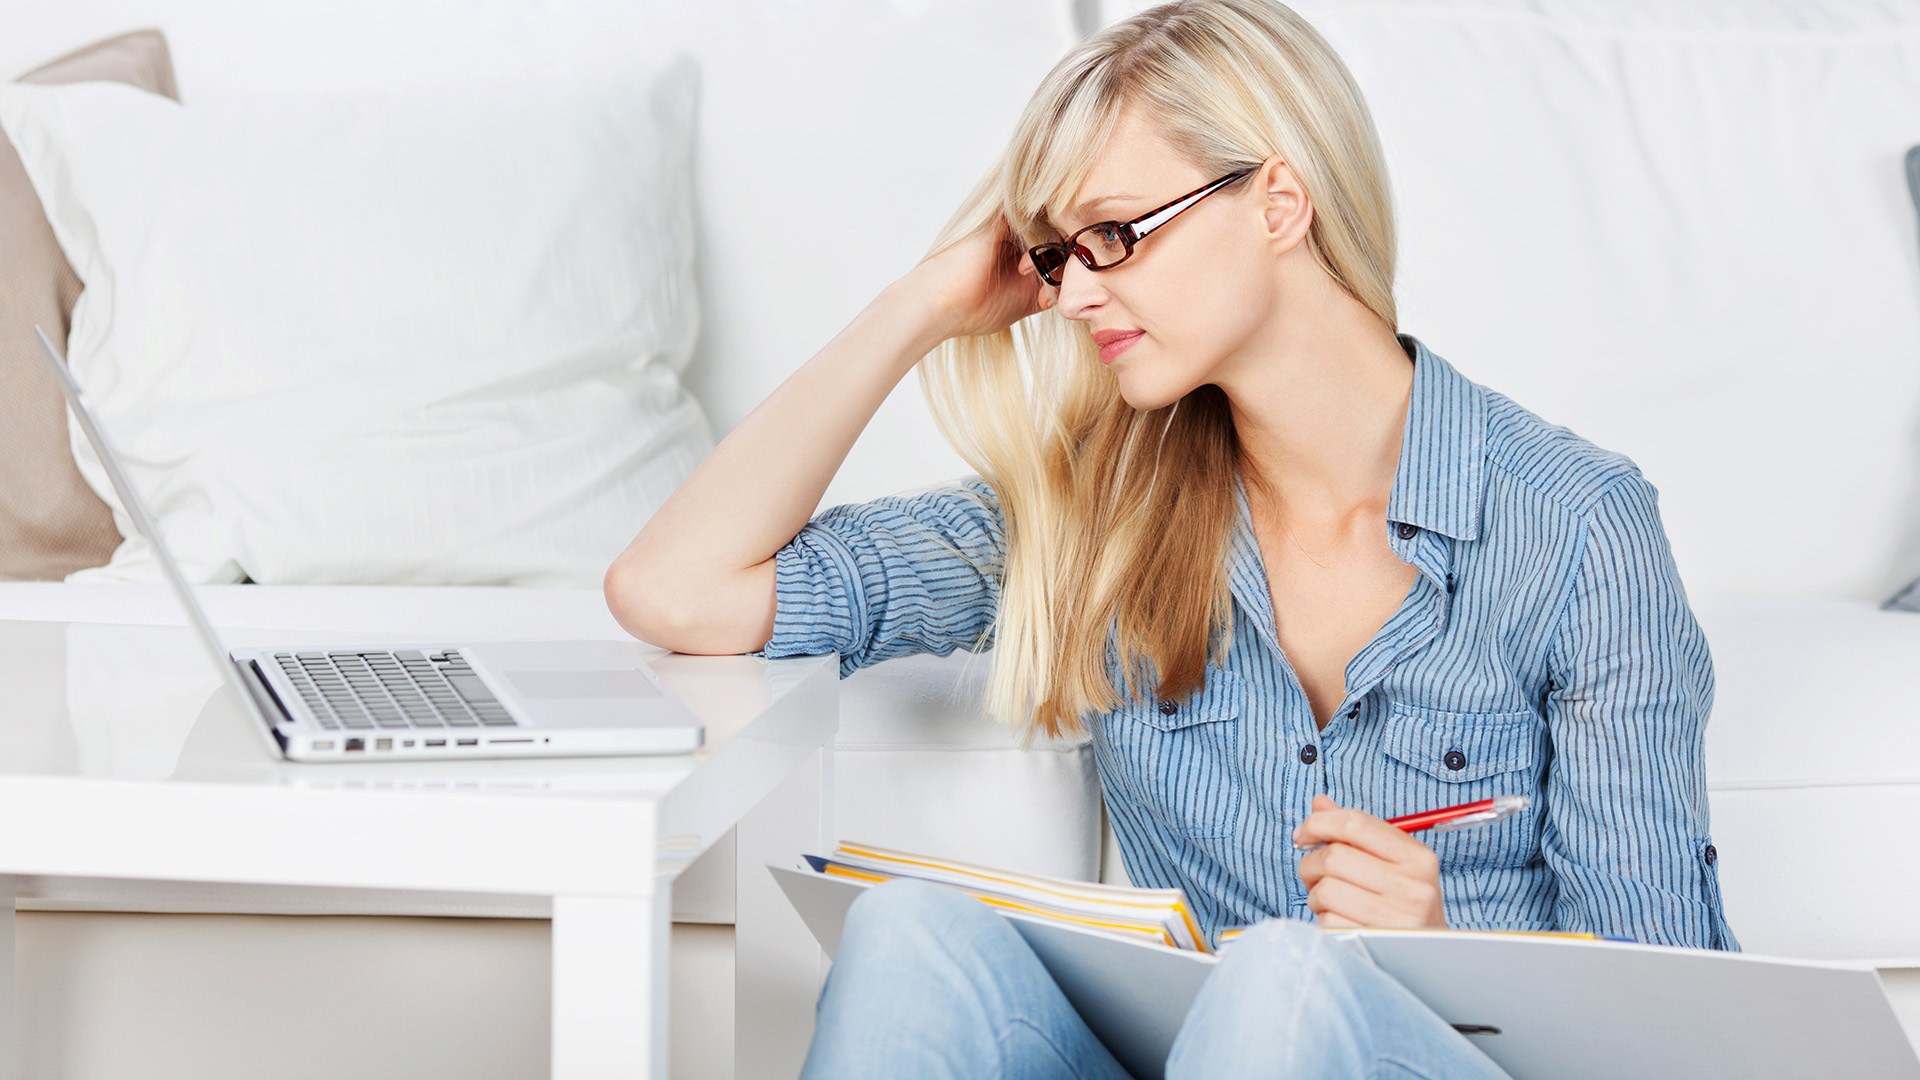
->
[[1028, 166, 1259, 287]]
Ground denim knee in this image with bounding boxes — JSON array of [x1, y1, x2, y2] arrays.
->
[[841, 878, 990, 950], [1208, 916, 1366, 1022], [1230, 915, 1334, 962], [1165, 916, 1377, 1078]]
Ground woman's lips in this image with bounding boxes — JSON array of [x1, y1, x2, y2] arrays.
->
[[1098, 331, 1144, 363]]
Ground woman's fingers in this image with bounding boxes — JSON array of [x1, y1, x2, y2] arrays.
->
[[1295, 795, 1449, 928], [1299, 840, 1400, 895], [1296, 800, 1437, 870], [1306, 876, 1390, 927]]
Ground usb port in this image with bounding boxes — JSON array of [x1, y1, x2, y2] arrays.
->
[[456, 738, 479, 747], [424, 739, 446, 748]]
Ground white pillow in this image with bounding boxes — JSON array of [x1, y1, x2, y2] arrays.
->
[[0, 55, 712, 586]]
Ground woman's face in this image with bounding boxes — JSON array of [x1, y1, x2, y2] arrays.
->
[[1046, 108, 1305, 410]]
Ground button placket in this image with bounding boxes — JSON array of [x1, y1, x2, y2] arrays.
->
[[1341, 529, 1453, 713]]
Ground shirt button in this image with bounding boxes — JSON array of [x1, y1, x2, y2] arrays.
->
[[1158, 699, 1178, 715], [1299, 744, 1318, 765], [1396, 522, 1419, 540], [1443, 749, 1467, 771], [1704, 844, 1717, 866]]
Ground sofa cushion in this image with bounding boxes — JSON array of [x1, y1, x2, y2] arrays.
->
[[0, 30, 177, 582], [0, 56, 712, 587], [1692, 594, 1920, 963]]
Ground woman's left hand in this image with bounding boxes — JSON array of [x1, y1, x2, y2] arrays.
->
[[1294, 794, 1448, 929]]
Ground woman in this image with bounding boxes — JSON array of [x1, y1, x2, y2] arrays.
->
[[604, 0, 1739, 1074]]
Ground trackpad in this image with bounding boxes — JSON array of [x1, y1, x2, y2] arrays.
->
[[504, 669, 661, 700]]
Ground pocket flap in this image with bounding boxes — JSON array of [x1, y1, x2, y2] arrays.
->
[[1127, 665, 1246, 731], [1381, 702, 1538, 782]]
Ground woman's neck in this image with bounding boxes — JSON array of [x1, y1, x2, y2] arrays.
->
[[1223, 326, 1415, 534]]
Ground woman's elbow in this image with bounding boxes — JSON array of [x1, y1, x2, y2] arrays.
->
[[603, 556, 776, 656]]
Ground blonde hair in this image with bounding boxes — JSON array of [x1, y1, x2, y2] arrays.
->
[[917, 0, 1398, 743]]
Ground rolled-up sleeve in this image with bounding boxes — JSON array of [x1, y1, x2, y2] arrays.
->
[[747, 475, 1005, 679], [1541, 471, 1741, 950]]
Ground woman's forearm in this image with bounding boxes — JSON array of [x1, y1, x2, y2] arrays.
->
[[604, 274, 953, 640]]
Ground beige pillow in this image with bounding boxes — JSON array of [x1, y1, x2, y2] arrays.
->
[[0, 30, 178, 581]]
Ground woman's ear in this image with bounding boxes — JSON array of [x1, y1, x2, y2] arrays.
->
[[1258, 155, 1312, 247]]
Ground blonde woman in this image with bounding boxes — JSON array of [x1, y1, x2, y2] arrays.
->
[[606, 0, 1738, 1073]]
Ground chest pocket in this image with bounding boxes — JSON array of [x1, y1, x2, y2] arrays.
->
[[1098, 664, 1247, 842], [1379, 702, 1542, 869]]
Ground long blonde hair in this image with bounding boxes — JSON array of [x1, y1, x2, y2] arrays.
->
[[917, 0, 1398, 743]]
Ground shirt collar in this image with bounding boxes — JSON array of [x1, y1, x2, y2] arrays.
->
[[1384, 333, 1487, 543]]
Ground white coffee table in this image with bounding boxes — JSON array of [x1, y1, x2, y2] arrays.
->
[[0, 612, 840, 1079]]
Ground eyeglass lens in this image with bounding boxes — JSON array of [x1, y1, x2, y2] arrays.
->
[[1035, 224, 1129, 285]]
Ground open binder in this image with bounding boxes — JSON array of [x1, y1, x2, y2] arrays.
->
[[772, 850, 1920, 1080]]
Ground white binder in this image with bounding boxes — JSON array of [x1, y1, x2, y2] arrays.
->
[[771, 863, 1920, 1080]]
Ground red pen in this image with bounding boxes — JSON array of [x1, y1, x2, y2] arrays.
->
[[1294, 794, 1531, 852]]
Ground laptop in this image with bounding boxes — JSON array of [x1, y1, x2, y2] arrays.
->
[[33, 325, 704, 762]]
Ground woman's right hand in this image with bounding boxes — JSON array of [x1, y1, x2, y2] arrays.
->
[[908, 215, 1057, 342]]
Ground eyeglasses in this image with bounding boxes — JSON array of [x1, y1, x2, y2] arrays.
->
[[1027, 166, 1258, 287]]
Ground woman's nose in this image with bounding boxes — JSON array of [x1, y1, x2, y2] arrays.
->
[[1052, 261, 1104, 320]]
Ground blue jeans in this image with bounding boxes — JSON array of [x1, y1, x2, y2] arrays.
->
[[799, 878, 1513, 1079]]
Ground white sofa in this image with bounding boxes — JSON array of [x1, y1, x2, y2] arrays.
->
[[5, 0, 1920, 1076]]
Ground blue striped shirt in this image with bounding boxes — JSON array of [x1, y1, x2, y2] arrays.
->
[[751, 333, 1739, 952]]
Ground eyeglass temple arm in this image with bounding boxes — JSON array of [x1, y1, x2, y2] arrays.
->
[[1129, 167, 1256, 243]]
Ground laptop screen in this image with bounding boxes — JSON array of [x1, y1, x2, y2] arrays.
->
[[31, 325, 280, 736]]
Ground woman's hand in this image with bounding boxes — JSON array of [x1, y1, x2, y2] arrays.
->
[[906, 215, 1055, 342], [1294, 794, 1448, 929]]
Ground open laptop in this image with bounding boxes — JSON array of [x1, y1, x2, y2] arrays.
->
[[34, 325, 704, 762]]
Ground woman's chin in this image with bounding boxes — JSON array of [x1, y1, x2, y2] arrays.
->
[[1116, 375, 1189, 413]]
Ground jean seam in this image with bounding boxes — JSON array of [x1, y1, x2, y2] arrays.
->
[[999, 1014, 1110, 1080], [1377, 1050, 1464, 1079], [1278, 929, 1340, 1076]]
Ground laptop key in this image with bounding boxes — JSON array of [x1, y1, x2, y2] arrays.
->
[[445, 675, 498, 703]]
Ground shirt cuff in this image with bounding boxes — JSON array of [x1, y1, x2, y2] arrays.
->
[[744, 518, 867, 674]]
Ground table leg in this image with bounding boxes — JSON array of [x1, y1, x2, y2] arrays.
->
[[551, 890, 669, 1079], [2, 875, 14, 1080], [735, 745, 833, 1079]]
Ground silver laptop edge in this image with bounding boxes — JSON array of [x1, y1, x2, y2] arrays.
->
[[31, 325, 703, 762]]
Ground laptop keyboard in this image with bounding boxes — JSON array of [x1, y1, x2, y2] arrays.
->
[[272, 649, 519, 731]]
